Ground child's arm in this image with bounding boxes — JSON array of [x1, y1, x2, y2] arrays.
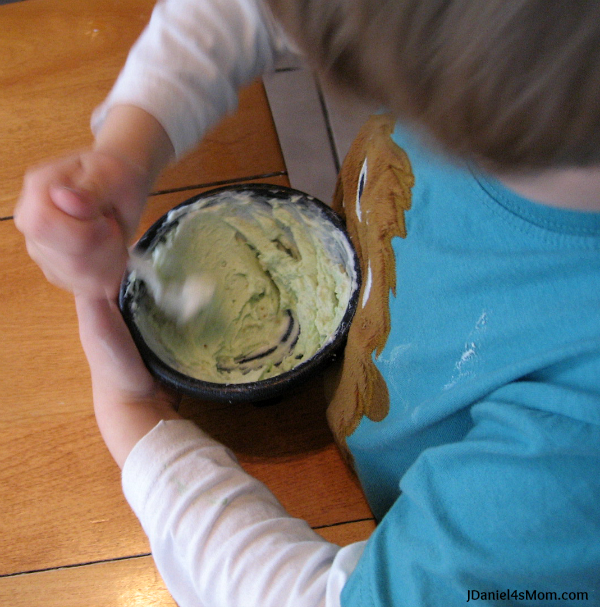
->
[[75, 294, 181, 467], [16, 0, 293, 299], [75, 293, 364, 607], [14, 105, 174, 299]]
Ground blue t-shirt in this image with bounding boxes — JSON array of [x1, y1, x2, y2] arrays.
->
[[342, 123, 600, 605]]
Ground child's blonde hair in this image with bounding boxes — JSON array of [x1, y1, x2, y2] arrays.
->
[[268, 0, 600, 173]]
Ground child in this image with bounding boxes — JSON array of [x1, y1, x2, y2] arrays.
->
[[15, 0, 600, 605]]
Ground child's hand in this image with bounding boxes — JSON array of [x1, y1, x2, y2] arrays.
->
[[14, 149, 151, 299], [76, 294, 181, 468]]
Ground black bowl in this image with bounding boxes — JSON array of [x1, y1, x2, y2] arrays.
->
[[119, 183, 360, 403]]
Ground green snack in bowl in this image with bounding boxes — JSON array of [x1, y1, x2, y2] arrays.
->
[[128, 189, 357, 384]]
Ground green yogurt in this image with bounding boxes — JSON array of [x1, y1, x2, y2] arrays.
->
[[129, 190, 357, 384]]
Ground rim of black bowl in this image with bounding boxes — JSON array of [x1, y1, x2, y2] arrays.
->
[[119, 183, 361, 403]]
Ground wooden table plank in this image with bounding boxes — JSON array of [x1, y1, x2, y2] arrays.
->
[[316, 519, 376, 545], [0, 0, 285, 217], [155, 81, 286, 195], [0, 0, 155, 216], [0, 519, 375, 607], [0, 556, 177, 607], [0, 217, 150, 576]]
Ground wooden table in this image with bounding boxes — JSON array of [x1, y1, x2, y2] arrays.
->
[[0, 1, 374, 604]]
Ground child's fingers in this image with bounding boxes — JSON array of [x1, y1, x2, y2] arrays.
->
[[14, 152, 134, 297], [20, 202, 117, 258], [16, 160, 112, 254], [49, 185, 100, 221], [24, 238, 126, 299]]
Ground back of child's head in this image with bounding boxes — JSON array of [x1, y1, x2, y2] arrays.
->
[[268, 0, 600, 173]]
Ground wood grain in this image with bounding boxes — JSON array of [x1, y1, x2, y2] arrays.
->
[[316, 519, 376, 545], [0, 0, 155, 215], [0, 556, 177, 607], [0, 218, 149, 576], [155, 82, 286, 195]]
